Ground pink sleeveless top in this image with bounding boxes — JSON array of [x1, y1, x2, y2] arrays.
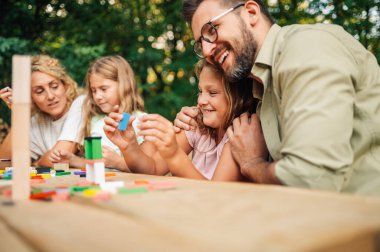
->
[[185, 129, 229, 180]]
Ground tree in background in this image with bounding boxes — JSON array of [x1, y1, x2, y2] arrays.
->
[[0, 0, 379, 142]]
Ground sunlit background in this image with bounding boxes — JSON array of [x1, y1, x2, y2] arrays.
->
[[0, 0, 379, 143]]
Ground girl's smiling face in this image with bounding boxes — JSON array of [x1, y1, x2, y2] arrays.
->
[[197, 66, 228, 129]]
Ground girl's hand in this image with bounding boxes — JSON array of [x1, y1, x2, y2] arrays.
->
[[0, 87, 13, 109], [49, 149, 73, 164], [173, 106, 199, 133], [103, 106, 137, 150], [102, 146, 125, 169], [138, 114, 178, 160]]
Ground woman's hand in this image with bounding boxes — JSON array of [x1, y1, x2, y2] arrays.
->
[[138, 114, 179, 160], [0, 87, 13, 109], [49, 149, 74, 164], [173, 106, 199, 133]]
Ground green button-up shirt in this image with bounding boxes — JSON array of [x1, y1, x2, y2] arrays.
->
[[252, 24, 380, 196]]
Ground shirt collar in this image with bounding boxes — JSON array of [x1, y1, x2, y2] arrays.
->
[[253, 24, 281, 67]]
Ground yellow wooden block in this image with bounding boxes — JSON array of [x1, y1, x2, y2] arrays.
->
[[83, 189, 100, 197]]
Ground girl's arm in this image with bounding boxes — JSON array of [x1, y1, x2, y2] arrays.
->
[[101, 146, 131, 172], [138, 114, 208, 180], [104, 111, 168, 175], [211, 142, 244, 181]]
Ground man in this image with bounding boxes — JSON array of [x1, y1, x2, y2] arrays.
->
[[176, 0, 380, 196]]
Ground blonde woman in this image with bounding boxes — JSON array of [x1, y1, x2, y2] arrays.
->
[[50, 55, 145, 171], [0, 55, 80, 166]]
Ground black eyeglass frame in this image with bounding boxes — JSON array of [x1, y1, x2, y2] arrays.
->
[[193, 3, 245, 58]]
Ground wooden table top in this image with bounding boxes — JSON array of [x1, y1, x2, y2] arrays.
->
[[1, 172, 380, 252]]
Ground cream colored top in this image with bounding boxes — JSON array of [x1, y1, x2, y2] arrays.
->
[[252, 24, 380, 196]]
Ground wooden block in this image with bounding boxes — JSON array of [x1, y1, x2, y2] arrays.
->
[[11, 55, 31, 201], [85, 163, 94, 183], [93, 162, 105, 184], [53, 163, 69, 171]]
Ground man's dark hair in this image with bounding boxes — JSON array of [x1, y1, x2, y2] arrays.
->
[[182, 0, 274, 25]]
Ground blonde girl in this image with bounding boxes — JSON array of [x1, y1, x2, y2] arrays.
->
[[51, 55, 145, 171]]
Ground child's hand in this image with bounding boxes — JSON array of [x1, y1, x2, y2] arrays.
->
[[103, 106, 137, 150], [102, 146, 125, 169], [49, 149, 73, 164], [138, 114, 179, 159], [0, 87, 13, 109]]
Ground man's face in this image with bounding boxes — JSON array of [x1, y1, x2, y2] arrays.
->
[[192, 0, 257, 83]]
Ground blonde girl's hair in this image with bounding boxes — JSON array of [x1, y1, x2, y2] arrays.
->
[[31, 55, 78, 119], [194, 59, 256, 140], [81, 55, 145, 138]]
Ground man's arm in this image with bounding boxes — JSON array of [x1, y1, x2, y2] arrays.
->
[[227, 113, 281, 184], [270, 28, 357, 190]]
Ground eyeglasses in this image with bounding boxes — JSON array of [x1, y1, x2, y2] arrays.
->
[[193, 3, 244, 58]]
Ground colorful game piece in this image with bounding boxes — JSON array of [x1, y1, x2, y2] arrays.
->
[[100, 181, 124, 194], [84, 137, 105, 184], [118, 112, 130, 131], [74, 171, 86, 176], [53, 163, 69, 171], [119, 187, 148, 194]]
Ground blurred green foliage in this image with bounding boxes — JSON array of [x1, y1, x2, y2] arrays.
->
[[0, 0, 379, 134]]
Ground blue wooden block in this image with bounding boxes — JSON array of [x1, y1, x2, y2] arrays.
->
[[118, 112, 130, 131]]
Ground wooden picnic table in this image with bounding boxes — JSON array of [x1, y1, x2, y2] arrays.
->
[[0, 172, 379, 252]]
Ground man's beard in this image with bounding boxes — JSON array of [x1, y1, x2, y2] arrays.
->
[[225, 20, 257, 83]]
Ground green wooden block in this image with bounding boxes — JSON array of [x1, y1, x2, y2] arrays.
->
[[84, 137, 93, 160], [55, 171, 71, 176], [71, 186, 99, 192], [119, 187, 149, 194], [91, 137, 102, 159]]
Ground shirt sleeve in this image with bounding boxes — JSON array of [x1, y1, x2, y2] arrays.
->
[[273, 28, 357, 191], [58, 95, 85, 143]]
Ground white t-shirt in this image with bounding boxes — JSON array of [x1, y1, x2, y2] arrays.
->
[[30, 95, 84, 160], [30, 113, 68, 160], [90, 111, 146, 155], [58, 95, 85, 143]]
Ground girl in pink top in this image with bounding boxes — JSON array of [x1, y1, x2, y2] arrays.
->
[[104, 60, 256, 181]]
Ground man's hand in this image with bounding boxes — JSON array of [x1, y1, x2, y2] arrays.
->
[[227, 113, 279, 184], [173, 106, 199, 133]]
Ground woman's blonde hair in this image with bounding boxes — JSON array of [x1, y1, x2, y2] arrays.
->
[[81, 55, 144, 138], [194, 60, 256, 140], [31, 55, 78, 118]]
